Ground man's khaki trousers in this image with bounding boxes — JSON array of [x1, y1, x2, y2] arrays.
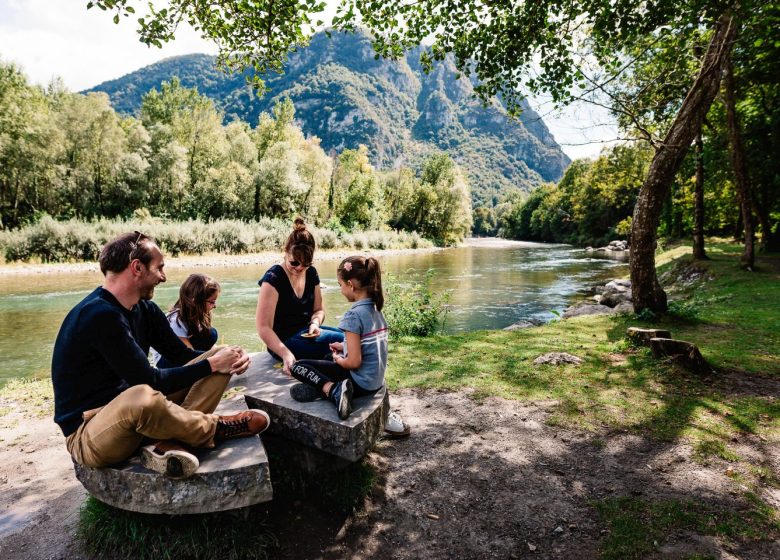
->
[[66, 347, 230, 468]]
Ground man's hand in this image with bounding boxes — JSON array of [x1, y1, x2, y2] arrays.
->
[[208, 346, 248, 375], [229, 347, 251, 375]]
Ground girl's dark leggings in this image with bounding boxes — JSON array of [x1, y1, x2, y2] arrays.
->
[[290, 359, 379, 399]]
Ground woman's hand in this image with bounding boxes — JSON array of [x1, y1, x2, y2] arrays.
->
[[329, 341, 344, 353], [281, 351, 296, 377], [308, 320, 321, 337]]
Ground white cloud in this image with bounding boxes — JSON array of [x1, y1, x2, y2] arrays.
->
[[0, 0, 216, 91]]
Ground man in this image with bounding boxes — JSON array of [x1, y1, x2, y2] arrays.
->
[[52, 231, 269, 479]]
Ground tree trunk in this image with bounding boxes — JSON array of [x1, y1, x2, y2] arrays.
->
[[630, 11, 737, 313], [693, 133, 707, 259], [723, 55, 755, 270]]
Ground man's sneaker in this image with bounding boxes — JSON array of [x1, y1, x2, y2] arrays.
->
[[214, 409, 271, 443], [140, 441, 199, 479], [290, 383, 322, 402], [384, 411, 411, 438], [329, 379, 353, 420]]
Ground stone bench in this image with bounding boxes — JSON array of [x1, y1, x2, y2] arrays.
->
[[74, 351, 387, 513], [73, 394, 272, 515], [229, 352, 389, 463]]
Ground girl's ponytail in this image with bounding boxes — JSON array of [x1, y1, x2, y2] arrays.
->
[[366, 257, 384, 311], [337, 256, 384, 311]]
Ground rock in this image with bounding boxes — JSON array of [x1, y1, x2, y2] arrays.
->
[[649, 338, 713, 374], [613, 302, 634, 314], [604, 279, 631, 292], [235, 352, 388, 462], [627, 327, 671, 346], [563, 302, 614, 318], [533, 353, 583, 366], [607, 240, 628, 251], [592, 295, 603, 304], [503, 320, 537, 330], [600, 291, 632, 308], [73, 398, 273, 515]]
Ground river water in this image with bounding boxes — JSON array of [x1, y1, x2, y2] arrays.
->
[[0, 239, 627, 383]]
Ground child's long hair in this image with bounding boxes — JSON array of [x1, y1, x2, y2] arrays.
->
[[337, 256, 384, 311], [171, 274, 221, 334]]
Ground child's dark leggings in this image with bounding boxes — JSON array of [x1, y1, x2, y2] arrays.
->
[[290, 359, 380, 399]]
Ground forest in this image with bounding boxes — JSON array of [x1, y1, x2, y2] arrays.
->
[[0, 71, 472, 249]]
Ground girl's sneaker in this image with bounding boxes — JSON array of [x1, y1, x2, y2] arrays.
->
[[329, 379, 353, 420], [384, 411, 411, 438]]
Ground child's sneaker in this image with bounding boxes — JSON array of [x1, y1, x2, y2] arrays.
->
[[290, 383, 322, 402], [329, 379, 353, 420], [384, 410, 411, 438]]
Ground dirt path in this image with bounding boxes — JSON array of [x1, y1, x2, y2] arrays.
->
[[2, 388, 778, 560]]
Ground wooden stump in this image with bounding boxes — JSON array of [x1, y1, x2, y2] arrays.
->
[[649, 338, 712, 374], [627, 327, 672, 346]]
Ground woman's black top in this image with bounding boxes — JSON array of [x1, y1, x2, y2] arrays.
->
[[258, 264, 320, 341]]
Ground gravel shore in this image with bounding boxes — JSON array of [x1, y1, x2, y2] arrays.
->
[[0, 246, 443, 277]]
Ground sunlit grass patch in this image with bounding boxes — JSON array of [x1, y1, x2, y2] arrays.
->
[[0, 377, 54, 418], [693, 439, 740, 464], [596, 495, 780, 560]]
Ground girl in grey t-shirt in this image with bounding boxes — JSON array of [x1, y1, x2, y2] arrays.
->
[[289, 256, 388, 420]]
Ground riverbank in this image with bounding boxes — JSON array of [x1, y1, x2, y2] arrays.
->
[[0, 245, 444, 277], [1, 241, 778, 559]]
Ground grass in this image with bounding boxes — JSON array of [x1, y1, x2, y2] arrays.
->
[[5, 239, 778, 558], [387, 242, 780, 438], [77, 458, 376, 560], [386, 240, 780, 557], [77, 497, 278, 560], [0, 377, 53, 419], [595, 495, 780, 560]]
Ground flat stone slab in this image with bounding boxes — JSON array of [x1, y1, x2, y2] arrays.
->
[[230, 352, 388, 462], [74, 395, 272, 514]]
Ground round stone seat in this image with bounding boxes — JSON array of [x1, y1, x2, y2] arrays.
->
[[73, 433, 272, 515]]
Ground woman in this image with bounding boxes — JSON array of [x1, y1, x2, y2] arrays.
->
[[256, 218, 344, 374]]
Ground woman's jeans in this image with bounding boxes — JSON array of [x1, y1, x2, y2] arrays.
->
[[272, 325, 345, 360]]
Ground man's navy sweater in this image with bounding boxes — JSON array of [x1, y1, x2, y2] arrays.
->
[[52, 287, 212, 437]]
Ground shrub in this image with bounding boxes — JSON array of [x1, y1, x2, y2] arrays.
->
[[384, 269, 450, 338], [1, 217, 433, 262]]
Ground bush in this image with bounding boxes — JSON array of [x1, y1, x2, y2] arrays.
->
[[384, 269, 450, 338], [1, 216, 433, 263]]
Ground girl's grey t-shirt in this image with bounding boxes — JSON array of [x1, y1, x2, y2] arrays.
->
[[337, 298, 388, 391]]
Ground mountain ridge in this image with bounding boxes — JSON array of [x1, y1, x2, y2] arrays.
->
[[86, 30, 570, 205]]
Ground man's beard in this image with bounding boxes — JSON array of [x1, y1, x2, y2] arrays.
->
[[140, 285, 155, 300]]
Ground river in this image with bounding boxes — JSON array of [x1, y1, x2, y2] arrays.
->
[[0, 239, 627, 383]]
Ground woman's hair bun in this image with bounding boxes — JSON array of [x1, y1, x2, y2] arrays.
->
[[293, 217, 306, 231]]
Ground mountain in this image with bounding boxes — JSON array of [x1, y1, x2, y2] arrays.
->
[[86, 30, 570, 205]]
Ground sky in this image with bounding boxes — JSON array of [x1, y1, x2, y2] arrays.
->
[[0, 0, 618, 161]]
